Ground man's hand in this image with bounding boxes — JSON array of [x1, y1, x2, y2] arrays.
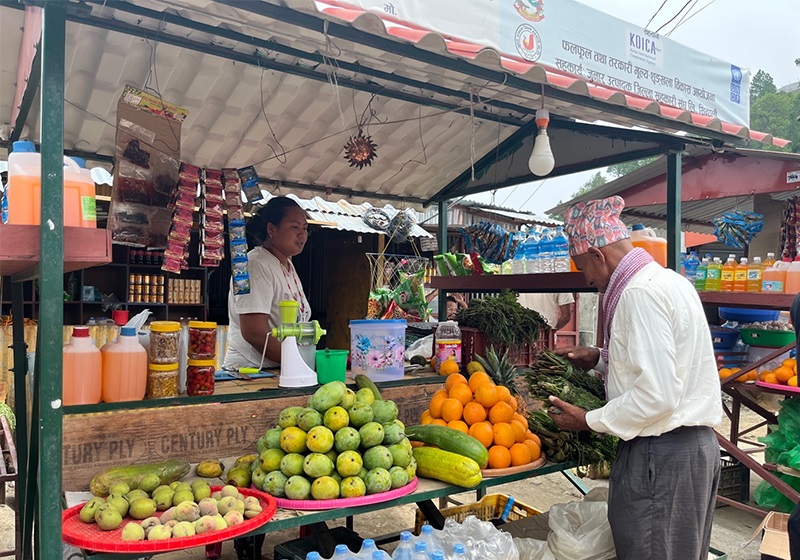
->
[[547, 396, 590, 431], [554, 346, 600, 370]]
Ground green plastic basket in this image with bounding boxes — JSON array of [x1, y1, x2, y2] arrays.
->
[[739, 328, 795, 348]]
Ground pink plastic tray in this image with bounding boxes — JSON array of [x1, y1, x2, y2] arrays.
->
[[62, 486, 277, 554], [274, 477, 418, 511], [756, 380, 800, 393]]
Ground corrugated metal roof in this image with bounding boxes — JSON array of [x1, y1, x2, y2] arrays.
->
[[0, 1, 788, 212]]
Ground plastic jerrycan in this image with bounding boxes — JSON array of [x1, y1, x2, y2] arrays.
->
[[101, 326, 148, 402], [629, 224, 667, 267], [785, 257, 800, 294], [63, 326, 102, 406], [67, 157, 97, 228], [762, 260, 787, 293]]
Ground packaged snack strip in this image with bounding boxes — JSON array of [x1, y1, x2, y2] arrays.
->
[[461, 227, 475, 253], [202, 229, 226, 244], [203, 220, 225, 234], [227, 207, 244, 221], [204, 168, 223, 182], [443, 253, 464, 276], [178, 180, 198, 195], [229, 219, 246, 242], [237, 165, 258, 184], [164, 246, 185, 262], [230, 239, 249, 259], [232, 256, 249, 275], [168, 228, 191, 244], [233, 274, 251, 295], [433, 254, 451, 277], [204, 201, 225, 217], [222, 168, 239, 180], [179, 163, 201, 180], [241, 181, 263, 204], [224, 180, 242, 194], [162, 255, 182, 274], [455, 253, 474, 275], [226, 193, 243, 207], [205, 188, 225, 201]]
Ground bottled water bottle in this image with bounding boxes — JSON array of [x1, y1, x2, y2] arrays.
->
[[358, 539, 378, 559], [412, 542, 428, 560], [511, 234, 526, 274], [684, 251, 700, 283], [419, 525, 437, 553], [332, 544, 353, 560], [372, 551, 391, 560], [306, 553, 321, 560], [538, 228, 554, 273], [392, 531, 414, 560], [449, 544, 467, 560], [552, 226, 570, 273], [430, 552, 445, 560]]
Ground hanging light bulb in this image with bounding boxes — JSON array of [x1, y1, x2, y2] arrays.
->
[[528, 109, 555, 176]]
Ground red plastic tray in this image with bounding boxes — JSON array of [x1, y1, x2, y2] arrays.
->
[[274, 476, 418, 511], [481, 454, 547, 478], [756, 380, 800, 393], [62, 486, 277, 554]]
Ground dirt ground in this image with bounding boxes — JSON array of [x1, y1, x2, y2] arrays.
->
[[0, 400, 778, 559]]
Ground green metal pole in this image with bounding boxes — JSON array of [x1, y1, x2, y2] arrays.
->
[[437, 200, 448, 321], [37, 2, 66, 558], [666, 151, 682, 272], [10, 281, 29, 551]]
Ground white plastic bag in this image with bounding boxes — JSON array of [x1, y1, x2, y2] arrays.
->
[[547, 501, 615, 560], [514, 537, 556, 560], [406, 334, 434, 360], [438, 516, 519, 560]]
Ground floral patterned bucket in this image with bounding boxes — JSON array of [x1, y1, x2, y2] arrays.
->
[[350, 319, 407, 381]]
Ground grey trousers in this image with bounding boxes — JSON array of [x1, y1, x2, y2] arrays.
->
[[608, 426, 720, 560]]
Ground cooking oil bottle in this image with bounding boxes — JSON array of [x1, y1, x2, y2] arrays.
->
[[720, 255, 737, 292], [747, 257, 763, 292], [733, 257, 748, 292], [705, 257, 722, 291], [694, 258, 708, 291]]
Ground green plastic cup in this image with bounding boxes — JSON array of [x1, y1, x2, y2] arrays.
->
[[316, 349, 349, 384], [278, 300, 299, 324]]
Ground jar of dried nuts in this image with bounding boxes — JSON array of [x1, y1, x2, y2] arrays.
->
[[146, 362, 179, 398], [188, 321, 217, 360], [149, 321, 181, 364], [187, 359, 215, 396]]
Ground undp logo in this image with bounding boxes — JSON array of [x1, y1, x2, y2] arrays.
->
[[515, 24, 542, 62]]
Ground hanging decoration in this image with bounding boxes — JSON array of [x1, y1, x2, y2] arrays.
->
[[343, 128, 378, 169], [712, 210, 764, 248]]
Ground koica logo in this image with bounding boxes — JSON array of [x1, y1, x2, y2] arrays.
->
[[514, 0, 545, 22], [626, 29, 662, 66], [515, 24, 542, 62]]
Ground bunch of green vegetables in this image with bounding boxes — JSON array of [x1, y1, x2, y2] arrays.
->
[[454, 290, 547, 348], [524, 350, 617, 474]]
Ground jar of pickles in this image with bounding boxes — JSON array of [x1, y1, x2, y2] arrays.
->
[[146, 363, 179, 398], [188, 321, 217, 360], [187, 359, 215, 396], [149, 321, 180, 364]]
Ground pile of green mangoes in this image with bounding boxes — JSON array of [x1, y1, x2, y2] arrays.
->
[[253, 381, 416, 501], [78, 478, 263, 541]]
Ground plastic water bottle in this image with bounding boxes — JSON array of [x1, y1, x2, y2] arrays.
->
[[306, 553, 321, 560], [358, 539, 378, 559], [684, 251, 699, 284], [412, 542, 428, 560], [511, 234, 526, 274], [332, 544, 352, 560], [372, 552, 391, 560], [430, 552, 445, 560], [552, 226, 570, 273], [392, 531, 414, 560], [449, 544, 467, 560], [522, 231, 539, 273], [538, 228, 554, 273], [419, 525, 439, 553], [694, 258, 708, 291]]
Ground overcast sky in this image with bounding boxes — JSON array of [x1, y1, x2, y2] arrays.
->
[[468, 0, 799, 216]]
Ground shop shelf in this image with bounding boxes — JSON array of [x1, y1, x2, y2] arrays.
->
[[698, 291, 796, 310], [430, 273, 594, 293]]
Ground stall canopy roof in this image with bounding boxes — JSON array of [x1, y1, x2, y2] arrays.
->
[[548, 146, 800, 234], [0, 1, 788, 209]]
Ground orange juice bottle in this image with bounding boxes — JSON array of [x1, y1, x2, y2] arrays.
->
[[747, 257, 763, 292], [764, 252, 776, 268], [63, 326, 102, 405], [720, 255, 736, 292], [101, 326, 148, 402], [733, 257, 748, 292]]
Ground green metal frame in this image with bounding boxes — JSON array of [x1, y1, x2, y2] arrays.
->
[[666, 151, 683, 271]]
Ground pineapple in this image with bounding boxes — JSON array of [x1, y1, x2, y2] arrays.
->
[[475, 346, 529, 416]]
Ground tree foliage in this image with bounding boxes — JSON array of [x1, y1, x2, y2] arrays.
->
[[750, 91, 800, 153], [750, 69, 777, 103], [607, 157, 657, 178]]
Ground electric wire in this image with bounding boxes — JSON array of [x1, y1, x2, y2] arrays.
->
[[654, 0, 695, 35]]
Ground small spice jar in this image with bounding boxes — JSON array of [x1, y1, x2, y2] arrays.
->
[[187, 359, 215, 396], [149, 321, 181, 364], [188, 321, 217, 360], [146, 363, 179, 398]]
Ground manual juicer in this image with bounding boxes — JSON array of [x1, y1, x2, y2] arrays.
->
[[271, 300, 326, 387]]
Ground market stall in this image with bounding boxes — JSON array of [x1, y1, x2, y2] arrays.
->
[[0, 0, 789, 558]]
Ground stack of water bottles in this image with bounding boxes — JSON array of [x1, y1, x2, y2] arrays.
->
[[304, 527, 468, 560], [506, 226, 570, 275]]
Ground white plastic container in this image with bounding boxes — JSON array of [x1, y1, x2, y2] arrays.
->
[[100, 326, 147, 402], [350, 319, 407, 381], [63, 326, 102, 406]]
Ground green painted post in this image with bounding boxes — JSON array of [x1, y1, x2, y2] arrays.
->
[[437, 200, 448, 321], [37, 2, 66, 557], [10, 281, 28, 548], [666, 151, 682, 272]]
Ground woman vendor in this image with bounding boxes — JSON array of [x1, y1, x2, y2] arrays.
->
[[224, 196, 310, 560], [223, 196, 311, 370]]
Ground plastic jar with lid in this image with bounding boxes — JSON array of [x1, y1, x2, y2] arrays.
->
[[149, 321, 180, 364], [434, 321, 462, 373], [187, 359, 215, 396], [188, 321, 217, 360], [146, 363, 179, 398]]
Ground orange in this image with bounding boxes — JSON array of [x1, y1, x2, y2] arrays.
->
[[496, 385, 512, 403], [761, 372, 779, 385], [783, 358, 797, 370], [468, 371, 493, 393], [487, 445, 511, 469], [748, 371, 759, 382], [420, 410, 431, 422], [526, 431, 541, 447], [463, 401, 487, 426], [510, 420, 527, 443], [523, 439, 541, 461], [513, 413, 528, 427], [789, 376, 798, 387], [439, 357, 460, 376], [449, 383, 474, 406], [421, 415, 433, 425], [492, 422, 515, 448], [440, 398, 464, 423], [507, 396, 519, 412], [430, 418, 447, 426], [447, 420, 469, 434], [775, 366, 795, 383], [488, 401, 515, 424], [429, 389, 449, 419], [718, 367, 732, 380], [468, 421, 494, 448], [474, 383, 499, 408], [445, 373, 468, 392], [509, 443, 532, 466]]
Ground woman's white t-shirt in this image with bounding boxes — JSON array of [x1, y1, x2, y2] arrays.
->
[[223, 246, 311, 369]]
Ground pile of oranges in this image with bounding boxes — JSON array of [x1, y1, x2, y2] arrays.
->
[[719, 357, 798, 387], [420, 371, 542, 470]]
